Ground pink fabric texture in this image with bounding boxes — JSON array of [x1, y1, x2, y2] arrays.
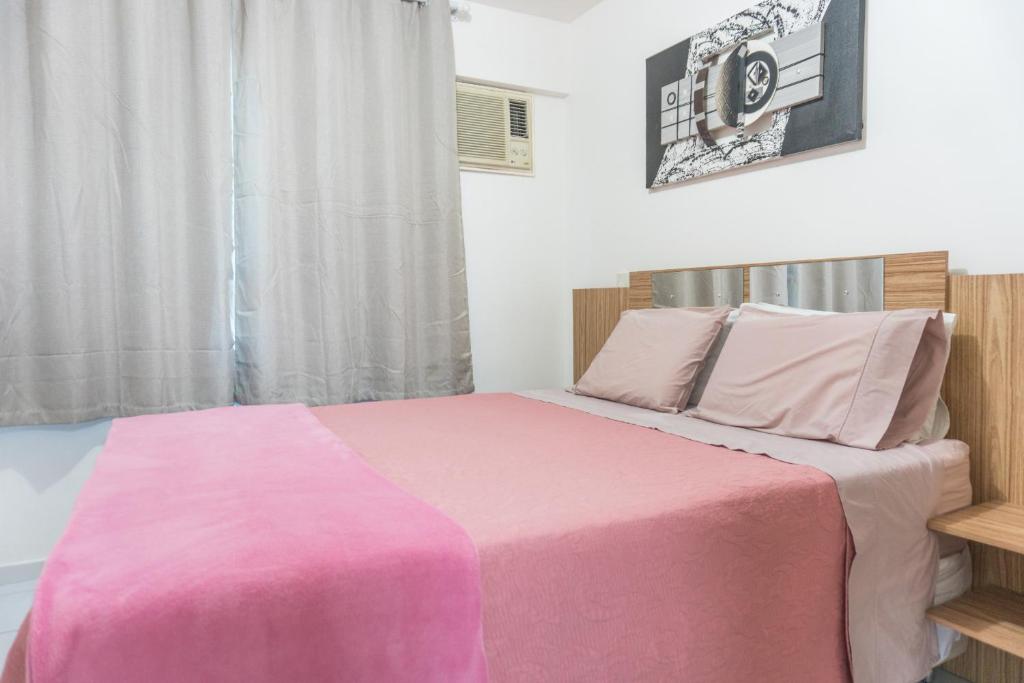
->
[[690, 307, 948, 449], [574, 306, 732, 412], [314, 393, 852, 683], [10, 405, 486, 683]]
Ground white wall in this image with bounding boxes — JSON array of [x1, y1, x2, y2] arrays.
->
[[461, 105, 572, 391], [453, 3, 571, 95], [566, 0, 1024, 289], [454, 4, 574, 391], [0, 421, 107, 568]]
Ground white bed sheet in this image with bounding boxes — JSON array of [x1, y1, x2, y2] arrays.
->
[[935, 451, 972, 516], [934, 453, 973, 558], [518, 389, 970, 683], [933, 545, 972, 665]]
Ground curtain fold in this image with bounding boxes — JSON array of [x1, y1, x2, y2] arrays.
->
[[1, 0, 472, 424], [0, 1, 235, 426], [232, 0, 474, 405]]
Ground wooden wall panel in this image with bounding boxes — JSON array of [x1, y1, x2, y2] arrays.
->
[[944, 274, 1024, 682], [883, 251, 949, 310], [628, 271, 654, 311], [572, 288, 628, 383]]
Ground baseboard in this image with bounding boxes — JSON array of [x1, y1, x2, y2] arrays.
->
[[0, 559, 44, 586]]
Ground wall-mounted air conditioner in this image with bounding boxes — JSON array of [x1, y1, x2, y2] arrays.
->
[[456, 82, 533, 175]]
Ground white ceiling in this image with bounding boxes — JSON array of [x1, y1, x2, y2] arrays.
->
[[470, 0, 606, 22]]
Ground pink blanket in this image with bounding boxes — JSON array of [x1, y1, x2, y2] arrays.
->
[[314, 394, 853, 682], [7, 405, 486, 683]]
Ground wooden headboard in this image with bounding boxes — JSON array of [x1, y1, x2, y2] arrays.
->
[[572, 251, 1024, 682], [574, 251, 949, 383]]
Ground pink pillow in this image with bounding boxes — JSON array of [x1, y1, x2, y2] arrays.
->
[[688, 307, 949, 449], [574, 307, 732, 413]]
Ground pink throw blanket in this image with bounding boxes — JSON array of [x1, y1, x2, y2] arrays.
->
[[6, 405, 486, 683]]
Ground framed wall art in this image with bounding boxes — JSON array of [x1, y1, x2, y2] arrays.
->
[[646, 0, 866, 188]]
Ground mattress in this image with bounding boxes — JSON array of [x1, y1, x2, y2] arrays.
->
[[935, 448, 972, 516], [925, 443, 972, 665], [934, 451, 973, 557], [933, 545, 972, 665], [916, 427, 971, 666]]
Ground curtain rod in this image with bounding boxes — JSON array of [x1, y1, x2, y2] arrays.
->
[[402, 0, 472, 21]]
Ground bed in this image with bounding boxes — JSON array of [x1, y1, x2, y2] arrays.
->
[[315, 391, 972, 682], [2, 391, 971, 683], [3, 250, 999, 683]]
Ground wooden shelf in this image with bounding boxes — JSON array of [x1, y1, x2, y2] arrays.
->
[[928, 502, 1024, 662], [928, 587, 1024, 659], [928, 501, 1024, 555]]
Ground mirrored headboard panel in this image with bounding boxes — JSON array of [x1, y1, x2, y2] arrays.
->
[[652, 268, 744, 309], [627, 251, 948, 312], [748, 257, 884, 312]]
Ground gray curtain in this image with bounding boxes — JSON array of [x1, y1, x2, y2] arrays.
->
[[0, 1, 235, 426], [232, 0, 474, 405]]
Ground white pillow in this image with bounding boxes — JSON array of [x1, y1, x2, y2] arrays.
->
[[741, 302, 957, 338], [739, 303, 956, 441]]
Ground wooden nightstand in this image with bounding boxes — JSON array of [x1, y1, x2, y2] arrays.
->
[[927, 502, 1024, 658]]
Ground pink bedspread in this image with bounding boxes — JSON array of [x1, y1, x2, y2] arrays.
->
[[314, 394, 853, 682], [4, 405, 486, 683]]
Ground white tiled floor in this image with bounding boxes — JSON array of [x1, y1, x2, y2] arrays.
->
[[0, 580, 36, 665]]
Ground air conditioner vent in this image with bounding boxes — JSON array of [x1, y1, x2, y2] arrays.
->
[[456, 82, 533, 174], [456, 90, 506, 162], [508, 99, 529, 139]]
